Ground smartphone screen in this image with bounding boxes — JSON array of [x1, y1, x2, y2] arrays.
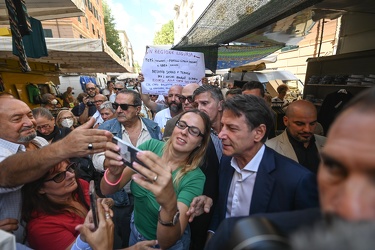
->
[[112, 136, 149, 176], [89, 180, 99, 229]]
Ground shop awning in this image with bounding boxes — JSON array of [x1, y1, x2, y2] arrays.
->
[[0, 0, 85, 25], [173, 0, 375, 72], [0, 37, 131, 73]]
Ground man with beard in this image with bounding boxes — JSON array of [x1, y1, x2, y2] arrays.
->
[[0, 94, 110, 248], [266, 100, 326, 174], [162, 83, 200, 138], [153, 85, 183, 136], [76, 82, 98, 125]]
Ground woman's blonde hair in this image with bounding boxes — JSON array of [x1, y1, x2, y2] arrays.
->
[[56, 110, 78, 128], [164, 109, 211, 186]]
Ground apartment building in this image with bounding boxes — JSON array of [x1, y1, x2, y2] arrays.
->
[[41, 0, 106, 41]]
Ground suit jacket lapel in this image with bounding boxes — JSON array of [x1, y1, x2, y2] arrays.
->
[[219, 156, 235, 219], [250, 147, 276, 214]]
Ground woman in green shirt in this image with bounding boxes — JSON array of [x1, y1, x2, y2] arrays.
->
[[101, 109, 211, 250]]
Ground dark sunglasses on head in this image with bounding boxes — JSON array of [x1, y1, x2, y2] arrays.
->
[[178, 95, 194, 103], [44, 162, 77, 183], [114, 88, 124, 91], [112, 102, 138, 111], [175, 120, 204, 137]]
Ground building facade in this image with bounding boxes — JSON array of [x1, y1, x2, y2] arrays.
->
[[118, 30, 134, 72], [42, 0, 106, 41]]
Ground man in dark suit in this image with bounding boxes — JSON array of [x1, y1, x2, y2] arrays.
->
[[209, 95, 319, 234], [206, 87, 375, 250]]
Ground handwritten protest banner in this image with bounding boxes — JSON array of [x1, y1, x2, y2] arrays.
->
[[141, 48, 205, 95]]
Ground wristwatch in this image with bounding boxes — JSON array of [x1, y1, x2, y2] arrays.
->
[[158, 206, 180, 226]]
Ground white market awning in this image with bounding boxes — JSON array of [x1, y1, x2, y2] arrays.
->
[[0, 37, 131, 73], [0, 0, 85, 25]]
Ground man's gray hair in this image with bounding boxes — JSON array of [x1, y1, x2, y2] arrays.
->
[[99, 101, 115, 113]]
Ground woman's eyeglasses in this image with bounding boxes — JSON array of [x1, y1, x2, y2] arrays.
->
[[178, 95, 194, 103], [60, 116, 73, 120], [36, 124, 51, 131], [175, 120, 204, 137], [112, 102, 138, 111], [44, 162, 77, 183]]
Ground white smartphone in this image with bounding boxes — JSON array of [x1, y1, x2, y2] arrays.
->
[[112, 136, 149, 175]]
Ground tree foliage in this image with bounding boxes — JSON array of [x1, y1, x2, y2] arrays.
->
[[133, 61, 141, 73], [103, 1, 124, 58], [153, 20, 174, 45]]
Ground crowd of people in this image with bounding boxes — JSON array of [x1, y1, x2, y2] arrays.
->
[[1, 73, 375, 250]]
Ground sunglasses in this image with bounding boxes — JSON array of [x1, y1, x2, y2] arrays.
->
[[114, 88, 124, 91], [112, 102, 138, 111], [178, 95, 194, 103], [175, 120, 204, 137], [150, 95, 158, 97], [44, 162, 77, 183], [86, 87, 96, 91]]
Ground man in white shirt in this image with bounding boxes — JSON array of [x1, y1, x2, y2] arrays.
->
[[153, 85, 183, 136], [109, 81, 125, 103]]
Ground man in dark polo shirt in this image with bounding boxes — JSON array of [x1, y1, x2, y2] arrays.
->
[[266, 100, 326, 174]]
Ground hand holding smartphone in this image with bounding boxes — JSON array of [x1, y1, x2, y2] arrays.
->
[[112, 136, 149, 176], [89, 180, 99, 229]]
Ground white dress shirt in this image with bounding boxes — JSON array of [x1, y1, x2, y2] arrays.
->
[[226, 145, 265, 218]]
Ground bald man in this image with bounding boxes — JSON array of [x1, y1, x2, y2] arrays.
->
[[266, 100, 326, 174], [163, 83, 200, 138]]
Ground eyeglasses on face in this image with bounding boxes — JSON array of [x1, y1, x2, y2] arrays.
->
[[114, 88, 124, 91], [112, 102, 138, 111], [36, 123, 52, 131], [44, 162, 77, 183], [93, 100, 105, 104], [86, 87, 96, 91], [178, 95, 194, 103], [175, 120, 204, 137], [149, 95, 158, 97]]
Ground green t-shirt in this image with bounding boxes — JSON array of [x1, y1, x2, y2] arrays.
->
[[131, 139, 205, 240]]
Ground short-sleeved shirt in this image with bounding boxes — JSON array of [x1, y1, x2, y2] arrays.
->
[[131, 139, 205, 240]]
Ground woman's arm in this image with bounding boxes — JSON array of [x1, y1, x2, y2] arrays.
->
[[100, 141, 134, 195], [131, 151, 202, 249]]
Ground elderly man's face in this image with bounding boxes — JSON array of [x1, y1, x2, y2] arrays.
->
[[318, 108, 375, 221], [115, 93, 140, 125], [0, 98, 37, 143], [94, 95, 107, 109], [86, 83, 96, 97]]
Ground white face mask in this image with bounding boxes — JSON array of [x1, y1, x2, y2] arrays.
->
[[61, 119, 74, 128]]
